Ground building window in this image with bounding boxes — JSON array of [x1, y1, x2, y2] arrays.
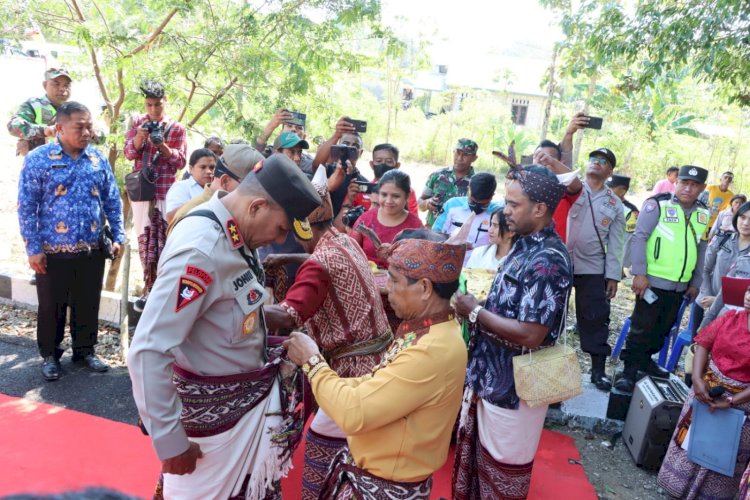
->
[[511, 100, 528, 126]]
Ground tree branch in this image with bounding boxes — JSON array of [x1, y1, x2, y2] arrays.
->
[[128, 7, 180, 56], [178, 77, 197, 122], [188, 77, 239, 127]]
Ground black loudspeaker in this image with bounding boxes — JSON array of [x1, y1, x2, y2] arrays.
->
[[622, 376, 689, 469]]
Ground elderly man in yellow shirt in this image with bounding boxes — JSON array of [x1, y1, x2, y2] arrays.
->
[[284, 229, 468, 498]]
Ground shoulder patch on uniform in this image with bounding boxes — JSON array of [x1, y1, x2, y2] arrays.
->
[[226, 219, 243, 248], [186, 265, 213, 286], [176, 276, 206, 312], [644, 201, 657, 212]]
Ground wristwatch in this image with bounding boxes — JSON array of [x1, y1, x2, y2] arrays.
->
[[469, 305, 483, 324], [301, 354, 321, 376], [302, 354, 327, 380]]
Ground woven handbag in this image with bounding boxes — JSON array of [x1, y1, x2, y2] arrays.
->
[[512, 291, 582, 408]]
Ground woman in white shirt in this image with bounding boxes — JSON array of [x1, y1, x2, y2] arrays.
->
[[165, 148, 217, 222], [465, 208, 516, 270]]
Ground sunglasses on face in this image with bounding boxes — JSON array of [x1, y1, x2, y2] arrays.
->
[[589, 157, 609, 166]]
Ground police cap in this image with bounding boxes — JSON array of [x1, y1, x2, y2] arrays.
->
[[677, 165, 708, 184], [252, 153, 322, 240]]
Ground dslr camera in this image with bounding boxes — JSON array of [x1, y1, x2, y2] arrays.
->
[[342, 205, 366, 228], [143, 121, 165, 145]]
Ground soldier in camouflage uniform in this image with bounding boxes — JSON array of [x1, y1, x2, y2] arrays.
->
[[418, 138, 478, 227], [7, 68, 72, 156]]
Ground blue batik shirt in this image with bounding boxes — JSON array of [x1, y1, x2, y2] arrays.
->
[[466, 222, 572, 409], [18, 140, 126, 256]]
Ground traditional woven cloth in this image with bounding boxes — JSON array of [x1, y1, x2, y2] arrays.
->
[[320, 449, 433, 500], [506, 165, 566, 212], [658, 360, 750, 499], [387, 238, 465, 283], [172, 363, 278, 438], [137, 204, 167, 292], [285, 229, 391, 377], [302, 428, 348, 500], [453, 390, 536, 500]]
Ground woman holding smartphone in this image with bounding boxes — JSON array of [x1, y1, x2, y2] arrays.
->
[[351, 170, 423, 268]]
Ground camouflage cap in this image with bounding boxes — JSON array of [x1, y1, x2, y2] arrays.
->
[[44, 67, 72, 82], [455, 138, 478, 155]]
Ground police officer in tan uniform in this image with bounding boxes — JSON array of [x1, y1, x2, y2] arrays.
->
[[128, 153, 321, 499], [566, 148, 625, 391]]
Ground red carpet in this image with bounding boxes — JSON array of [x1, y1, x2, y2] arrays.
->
[[0, 394, 596, 499]]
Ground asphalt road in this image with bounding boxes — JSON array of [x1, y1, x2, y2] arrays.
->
[[0, 332, 138, 425]]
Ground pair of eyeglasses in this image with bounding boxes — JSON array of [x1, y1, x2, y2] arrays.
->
[[589, 157, 608, 166]]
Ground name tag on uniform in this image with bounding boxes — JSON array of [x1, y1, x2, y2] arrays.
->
[[664, 207, 679, 223]]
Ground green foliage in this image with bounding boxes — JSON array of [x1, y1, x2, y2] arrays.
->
[[541, 0, 750, 105]]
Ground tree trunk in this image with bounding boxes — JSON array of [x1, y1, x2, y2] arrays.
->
[[540, 45, 558, 142]]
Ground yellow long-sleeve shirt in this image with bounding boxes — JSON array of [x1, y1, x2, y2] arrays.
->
[[310, 319, 467, 482]]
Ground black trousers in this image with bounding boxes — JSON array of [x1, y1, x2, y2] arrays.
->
[[621, 287, 683, 371], [35, 251, 106, 359], [574, 274, 612, 356]]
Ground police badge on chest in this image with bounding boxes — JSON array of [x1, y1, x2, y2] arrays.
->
[[664, 207, 680, 223]]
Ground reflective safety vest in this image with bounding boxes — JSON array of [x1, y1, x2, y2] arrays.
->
[[646, 196, 709, 283]]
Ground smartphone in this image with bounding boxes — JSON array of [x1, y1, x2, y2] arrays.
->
[[347, 119, 367, 133], [583, 116, 603, 130], [354, 181, 377, 194], [643, 288, 659, 304], [330, 144, 358, 165], [288, 111, 306, 125]]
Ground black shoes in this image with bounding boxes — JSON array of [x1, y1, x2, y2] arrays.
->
[[614, 376, 635, 393], [134, 295, 148, 313], [644, 360, 670, 378], [73, 354, 109, 372], [591, 371, 612, 391], [590, 355, 612, 392], [41, 356, 60, 381]]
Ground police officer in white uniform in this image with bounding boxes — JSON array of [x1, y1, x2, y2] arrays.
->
[[128, 153, 321, 498], [566, 148, 625, 391]]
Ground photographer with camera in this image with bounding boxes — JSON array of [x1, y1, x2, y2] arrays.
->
[[313, 117, 372, 223], [124, 80, 187, 312], [419, 138, 478, 228]]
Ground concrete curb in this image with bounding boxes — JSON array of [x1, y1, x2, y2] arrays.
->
[[0, 272, 141, 327]]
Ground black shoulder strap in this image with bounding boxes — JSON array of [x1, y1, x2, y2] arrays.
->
[[179, 209, 220, 226], [650, 193, 672, 204]]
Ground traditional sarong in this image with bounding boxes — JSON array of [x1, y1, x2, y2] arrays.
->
[[320, 449, 432, 500], [155, 351, 302, 500], [453, 389, 545, 499], [740, 464, 750, 499], [137, 203, 167, 293], [302, 427, 348, 500], [658, 360, 750, 500]]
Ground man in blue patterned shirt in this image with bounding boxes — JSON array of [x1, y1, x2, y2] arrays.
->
[[453, 165, 573, 500], [17, 101, 125, 381]]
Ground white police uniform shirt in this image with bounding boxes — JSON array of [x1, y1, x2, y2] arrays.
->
[[128, 190, 271, 460], [566, 183, 625, 281]]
